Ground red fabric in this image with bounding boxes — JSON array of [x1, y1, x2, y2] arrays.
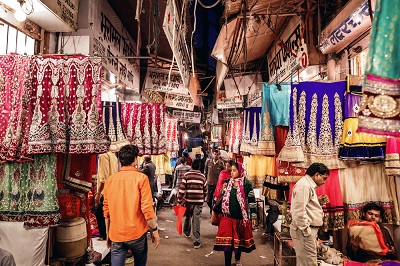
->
[[214, 170, 231, 200], [173, 205, 186, 235], [58, 194, 81, 220], [348, 220, 389, 256], [0, 54, 34, 163], [122, 103, 166, 155], [28, 55, 109, 154], [274, 126, 289, 155]]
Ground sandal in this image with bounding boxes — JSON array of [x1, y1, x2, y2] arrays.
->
[[235, 260, 243, 266]]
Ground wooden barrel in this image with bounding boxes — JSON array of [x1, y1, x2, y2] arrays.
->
[[56, 217, 87, 258]]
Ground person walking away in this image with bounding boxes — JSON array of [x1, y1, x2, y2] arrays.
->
[[95, 151, 119, 241], [213, 162, 258, 266], [141, 155, 157, 195], [177, 159, 207, 249], [103, 145, 160, 266], [214, 159, 234, 201], [290, 162, 330, 266], [205, 149, 225, 213]]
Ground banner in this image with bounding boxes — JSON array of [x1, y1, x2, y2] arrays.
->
[[223, 111, 241, 121], [267, 17, 309, 83], [90, 0, 140, 93], [144, 68, 189, 95], [172, 110, 201, 124], [216, 91, 244, 109], [163, 0, 191, 87], [41, 0, 79, 30], [164, 93, 194, 111]]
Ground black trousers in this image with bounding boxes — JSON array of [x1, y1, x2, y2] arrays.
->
[[95, 196, 106, 239]]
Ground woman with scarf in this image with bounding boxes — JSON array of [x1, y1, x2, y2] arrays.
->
[[214, 160, 234, 200], [213, 162, 257, 266]]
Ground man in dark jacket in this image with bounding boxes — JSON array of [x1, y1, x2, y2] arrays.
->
[[141, 156, 157, 195]]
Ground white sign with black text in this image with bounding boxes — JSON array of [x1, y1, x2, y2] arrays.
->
[[144, 68, 189, 95], [164, 93, 195, 111], [163, 0, 191, 87], [216, 91, 244, 109], [90, 0, 140, 93], [172, 110, 201, 124]]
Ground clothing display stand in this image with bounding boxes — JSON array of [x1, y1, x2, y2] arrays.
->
[[273, 232, 296, 266]]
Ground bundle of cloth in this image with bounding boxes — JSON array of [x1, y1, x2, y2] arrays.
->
[[317, 244, 343, 265]]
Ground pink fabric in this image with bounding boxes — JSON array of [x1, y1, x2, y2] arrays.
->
[[228, 120, 243, 154], [214, 170, 231, 200], [28, 55, 109, 154], [0, 54, 34, 163], [122, 103, 166, 155]]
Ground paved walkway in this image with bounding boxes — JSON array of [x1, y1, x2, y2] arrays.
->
[[146, 203, 277, 266]]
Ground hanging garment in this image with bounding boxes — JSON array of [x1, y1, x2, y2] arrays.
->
[[339, 118, 386, 160], [0, 54, 34, 163], [277, 160, 306, 183], [344, 93, 362, 119], [122, 103, 166, 155], [242, 155, 277, 188], [165, 117, 179, 153], [339, 162, 399, 224], [385, 137, 400, 176], [0, 154, 61, 228], [241, 107, 262, 154], [278, 81, 347, 169], [102, 101, 130, 152], [357, 0, 400, 136], [57, 153, 96, 192], [258, 87, 275, 155], [288, 170, 344, 231], [262, 83, 291, 126], [28, 55, 109, 154], [228, 119, 243, 154]]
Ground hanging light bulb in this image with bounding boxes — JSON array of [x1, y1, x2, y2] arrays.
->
[[14, 7, 26, 22]]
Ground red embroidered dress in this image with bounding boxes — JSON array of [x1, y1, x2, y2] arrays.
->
[[28, 55, 109, 154], [0, 54, 34, 163]]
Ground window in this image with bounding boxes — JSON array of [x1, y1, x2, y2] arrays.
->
[[0, 22, 36, 55]]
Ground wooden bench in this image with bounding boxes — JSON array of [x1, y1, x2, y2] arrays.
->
[[273, 232, 296, 266]]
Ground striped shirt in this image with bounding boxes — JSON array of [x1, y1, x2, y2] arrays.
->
[[178, 170, 207, 205], [173, 164, 191, 188]]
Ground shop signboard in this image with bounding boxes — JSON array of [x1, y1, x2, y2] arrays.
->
[[41, 0, 79, 30], [246, 91, 262, 107], [172, 110, 201, 124], [319, 0, 375, 54], [223, 73, 262, 98], [163, 0, 191, 87], [144, 68, 189, 95], [164, 93, 195, 111], [216, 90, 244, 109], [267, 17, 309, 83], [223, 111, 241, 121], [90, 0, 140, 93]]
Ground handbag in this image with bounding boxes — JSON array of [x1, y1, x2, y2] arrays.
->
[[211, 210, 221, 226]]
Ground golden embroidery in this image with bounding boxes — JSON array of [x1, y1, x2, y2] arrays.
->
[[334, 93, 343, 152], [307, 93, 318, 154], [298, 91, 307, 151], [318, 94, 333, 156], [367, 95, 400, 118]]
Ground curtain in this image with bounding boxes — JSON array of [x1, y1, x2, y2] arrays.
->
[[0, 54, 34, 163], [122, 103, 166, 155], [27, 55, 109, 154]]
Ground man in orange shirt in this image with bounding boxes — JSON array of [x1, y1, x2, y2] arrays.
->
[[103, 145, 160, 266]]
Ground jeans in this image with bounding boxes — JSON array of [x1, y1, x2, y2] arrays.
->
[[206, 185, 216, 213], [183, 203, 203, 243], [111, 232, 148, 266]]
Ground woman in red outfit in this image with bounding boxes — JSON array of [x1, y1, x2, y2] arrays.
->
[[214, 160, 234, 200]]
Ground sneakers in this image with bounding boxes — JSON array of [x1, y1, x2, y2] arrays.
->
[[193, 242, 201, 249]]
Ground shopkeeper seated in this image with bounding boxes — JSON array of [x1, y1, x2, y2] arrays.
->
[[346, 203, 398, 263]]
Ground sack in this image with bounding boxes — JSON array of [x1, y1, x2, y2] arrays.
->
[[211, 211, 221, 226]]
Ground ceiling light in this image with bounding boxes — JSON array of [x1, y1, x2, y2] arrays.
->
[[13, 0, 34, 22]]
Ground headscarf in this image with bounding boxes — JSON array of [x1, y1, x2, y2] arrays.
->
[[221, 162, 249, 225]]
